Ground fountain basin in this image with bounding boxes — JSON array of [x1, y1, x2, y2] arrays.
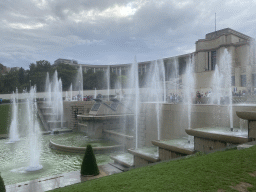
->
[[49, 133, 122, 153], [152, 138, 194, 161], [0, 134, 113, 185], [78, 114, 134, 139], [128, 147, 159, 167], [185, 127, 249, 153], [236, 111, 256, 121]]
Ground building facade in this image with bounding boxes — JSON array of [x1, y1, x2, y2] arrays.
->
[[54, 28, 256, 92], [194, 28, 255, 91]]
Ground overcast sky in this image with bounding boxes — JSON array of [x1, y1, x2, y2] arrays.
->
[[1, 0, 256, 69]]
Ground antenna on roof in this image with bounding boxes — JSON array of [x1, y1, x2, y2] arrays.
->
[[215, 13, 216, 32]]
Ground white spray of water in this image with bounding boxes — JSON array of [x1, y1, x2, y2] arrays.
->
[[8, 88, 20, 143], [127, 56, 140, 148], [26, 86, 43, 171], [51, 70, 64, 128], [78, 65, 83, 100], [143, 59, 166, 141], [45, 72, 51, 106], [69, 83, 73, 101], [107, 66, 110, 101], [211, 65, 222, 105], [183, 55, 195, 144], [219, 49, 233, 128]]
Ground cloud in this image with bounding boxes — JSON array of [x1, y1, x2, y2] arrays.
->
[[1, 0, 256, 68]]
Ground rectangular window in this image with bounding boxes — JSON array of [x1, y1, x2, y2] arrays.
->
[[208, 52, 210, 71], [211, 51, 217, 70], [231, 76, 235, 86], [252, 74, 256, 87], [241, 75, 246, 87]]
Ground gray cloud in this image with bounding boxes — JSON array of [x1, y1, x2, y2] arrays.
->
[[1, 0, 256, 68]]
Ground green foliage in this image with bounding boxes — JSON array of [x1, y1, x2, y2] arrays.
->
[[29, 60, 52, 92], [53, 63, 77, 91], [0, 60, 131, 93], [83, 70, 112, 90], [81, 144, 99, 176], [0, 104, 10, 134], [0, 173, 6, 192]]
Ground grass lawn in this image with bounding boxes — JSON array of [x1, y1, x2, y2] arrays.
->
[[51, 146, 256, 192], [0, 104, 10, 134]]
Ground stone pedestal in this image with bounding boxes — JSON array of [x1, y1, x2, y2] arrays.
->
[[151, 140, 194, 161], [236, 111, 256, 140], [186, 128, 249, 153], [128, 148, 159, 167]]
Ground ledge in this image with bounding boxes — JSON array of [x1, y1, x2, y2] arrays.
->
[[77, 114, 133, 121], [128, 149, 159, 163], [49, 139, 123, 153], [103, 130, 133, 140], [110, 155, 133, 168], [185, 129, 249, 144], [152, 140, 194, 155], [236, 111, 256, 121]]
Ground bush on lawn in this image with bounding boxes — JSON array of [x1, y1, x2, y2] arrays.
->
[[81, 144, 99, 176], [0, 173, 6, 192]]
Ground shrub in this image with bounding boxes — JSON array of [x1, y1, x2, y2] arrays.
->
[[81, 144, 99, 176], [0, 173, 6, 192]]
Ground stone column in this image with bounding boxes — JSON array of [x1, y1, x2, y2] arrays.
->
[[235, 67, 241, 87]]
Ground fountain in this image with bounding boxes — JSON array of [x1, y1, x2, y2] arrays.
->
[[143, 59, 166, 141], [151, 55, 195, 162], [185, 49, 249, 153], [26, 86, 43, 171], [7, 88, 20, 143], [131, 57, 140, 149], [38, 70, 66, 132], [184, 55, 195, 144], [173, 57, 179, 98], [45, 72, 51, 106], [74, 65, 83, 101], [210, 64, 222, 105], [69, 83, 73, 101], [106, 66, 110, 101], [220, 49, 233, 129], [51, 70, 64, 129]]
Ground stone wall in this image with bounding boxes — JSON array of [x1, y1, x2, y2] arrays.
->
[[63, 101, 94, 130], [63, 101, 256, 149], [139, 103, 256, 147]]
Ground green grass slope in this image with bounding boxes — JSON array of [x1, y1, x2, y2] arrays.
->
[[52, 146, 256, 192]]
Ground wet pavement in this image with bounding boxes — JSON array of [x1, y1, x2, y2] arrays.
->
[[6, 163, 123, 192]]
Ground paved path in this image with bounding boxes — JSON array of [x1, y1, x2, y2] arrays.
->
[[6, 164, 123, 192]]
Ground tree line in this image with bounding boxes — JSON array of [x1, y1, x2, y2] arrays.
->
[[0, 60, 127, 94]]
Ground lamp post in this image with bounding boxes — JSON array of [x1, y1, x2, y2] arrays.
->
[[29, 80, 31, 91]]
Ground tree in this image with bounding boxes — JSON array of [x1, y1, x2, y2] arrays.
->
[[2, 70, 19, 93], [18, 67, 25, 86], [81, 144, 99, 176], [29, 60, 52, 92], [53, 63, 77, 91], [0, 173, 6, 192]]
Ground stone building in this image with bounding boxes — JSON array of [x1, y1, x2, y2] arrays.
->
[[54, 28, 255, 92], [194, 28, 255, 91]]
